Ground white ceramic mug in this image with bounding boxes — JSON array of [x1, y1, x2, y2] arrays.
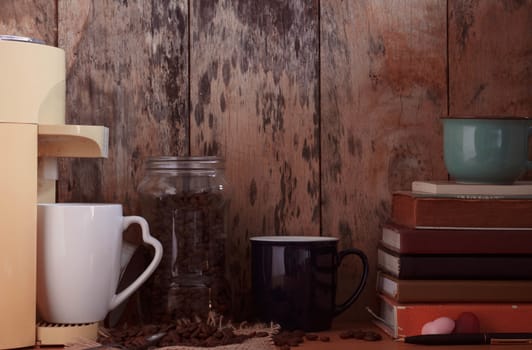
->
[[37, 203, 163, 324]]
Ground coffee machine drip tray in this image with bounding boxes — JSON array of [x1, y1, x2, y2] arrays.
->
[[36, 321, 99, 346], [38, 124, 109, 158]]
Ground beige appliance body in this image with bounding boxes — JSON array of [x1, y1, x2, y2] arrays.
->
[[0, 36, 108, 349]]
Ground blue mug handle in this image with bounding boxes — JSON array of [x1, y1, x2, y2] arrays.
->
[[334, 248, 369, 316]]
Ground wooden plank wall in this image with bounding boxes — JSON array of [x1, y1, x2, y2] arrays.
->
[[449, 0, 532, 116], [188, 0, 320, 317], [320, 0, 449, 321], [2, 0, 531, 322], [0, 0, 56, 45], [56, 0, 189, 207]]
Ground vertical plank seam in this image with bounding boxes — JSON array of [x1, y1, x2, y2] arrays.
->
[[318, 0, 323, 237], [187, 0, 192, 156], [446, 0, 451, 181], [55, 0, 59, 46], [446, 0, 450, 117]]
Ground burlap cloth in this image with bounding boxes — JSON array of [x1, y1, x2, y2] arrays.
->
[[157, 322, 280, 350], [66, 322, 280, 350], [161, 323, 278, 350]]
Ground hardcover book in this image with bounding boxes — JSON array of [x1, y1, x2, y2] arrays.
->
[[377, 246, 532, 280], [391, 191, 532, 229], [381, 222, 532, 254], [368, 294, 532, 338], [412, 180, 532, 196], [376, 271, 532, 303]]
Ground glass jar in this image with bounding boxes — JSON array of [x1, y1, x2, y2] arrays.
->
[[138, 156, 231, 322]]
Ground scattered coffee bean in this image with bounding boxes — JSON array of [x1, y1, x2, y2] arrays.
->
[[273, 330, 305, 348], [320, 335, 330, 342], [339, 330, 354, 339], [363, 331, 382, 341], [336, 328, 383, 342], [98, 319, 267, 348], [352, 329, 366, 339], [288, 339, 301, 346], [305, 333, 319, 341]]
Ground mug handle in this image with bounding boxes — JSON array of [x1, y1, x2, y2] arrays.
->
[[109, 216, 163, 310], [334, 248, 369, 317]]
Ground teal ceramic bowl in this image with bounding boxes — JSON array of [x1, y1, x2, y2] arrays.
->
[[442, 116, 532, 184]]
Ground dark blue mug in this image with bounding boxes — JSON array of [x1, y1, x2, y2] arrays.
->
[[250, 236, 368, 331]]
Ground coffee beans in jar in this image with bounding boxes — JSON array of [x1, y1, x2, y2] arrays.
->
[[138, 156, 231, 322]]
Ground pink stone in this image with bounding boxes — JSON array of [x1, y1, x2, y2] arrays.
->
[[421, 317, 456, 335]]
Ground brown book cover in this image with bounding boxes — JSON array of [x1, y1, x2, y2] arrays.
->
[[376, 271, 532, 303], [381, 222, 532, 254], [391, 191, 532, 229], [377, 245, 532, 280]]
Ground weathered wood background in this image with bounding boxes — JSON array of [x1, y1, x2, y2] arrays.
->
[[2, 0, 531, 322]]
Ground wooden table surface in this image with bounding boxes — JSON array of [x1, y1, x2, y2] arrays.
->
[[297, 323, 531, 350], [33, 322, 530, 350]]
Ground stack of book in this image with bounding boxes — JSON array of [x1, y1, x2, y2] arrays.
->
[[369, 180, 532, 338]]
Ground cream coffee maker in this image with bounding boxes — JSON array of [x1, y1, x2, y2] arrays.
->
[[0, 35, 109, 348]]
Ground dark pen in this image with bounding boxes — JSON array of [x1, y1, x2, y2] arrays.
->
[[398, 333, 532, 345]]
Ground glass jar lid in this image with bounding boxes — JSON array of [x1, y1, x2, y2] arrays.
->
[[144, 156, 225, 171]]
